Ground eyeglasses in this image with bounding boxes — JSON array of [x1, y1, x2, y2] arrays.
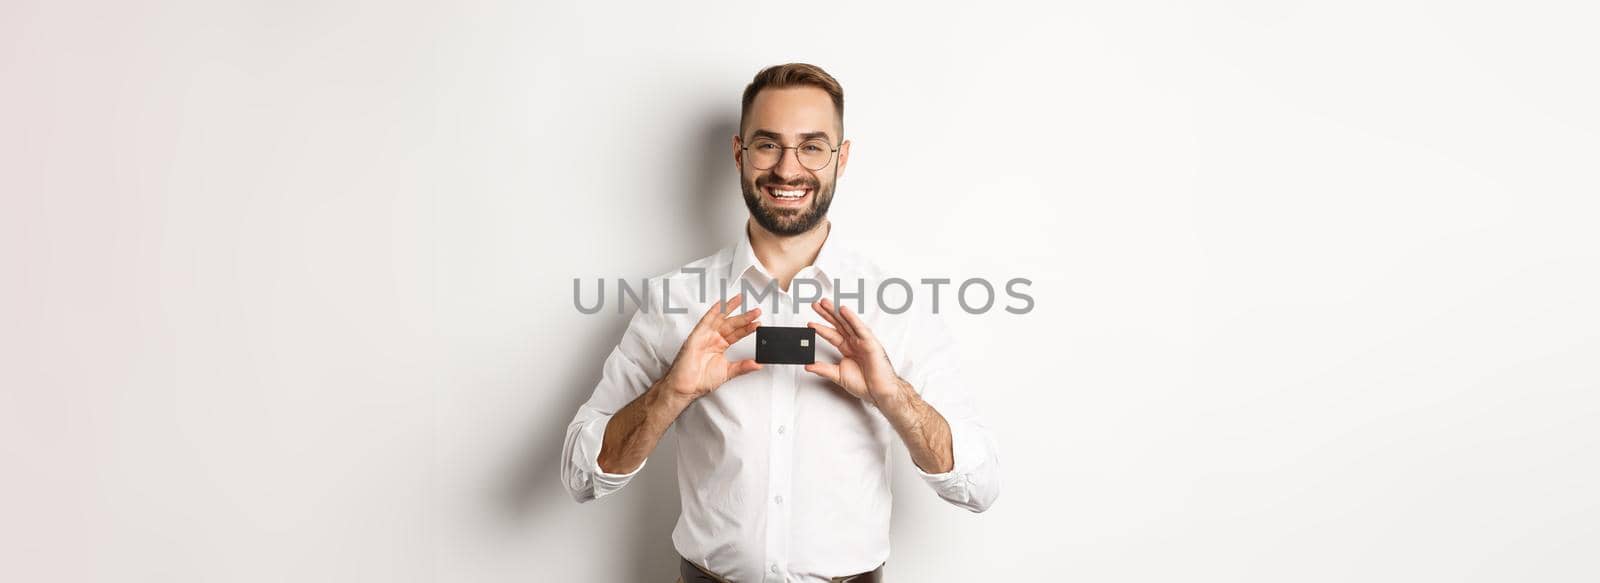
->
[[740, 137, 839, 171]]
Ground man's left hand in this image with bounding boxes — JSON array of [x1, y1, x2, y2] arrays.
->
[[805, 298, 909, 413]]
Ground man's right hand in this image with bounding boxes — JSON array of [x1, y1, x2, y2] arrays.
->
[[657, 293, 763, 405], [596, 294, 763, 475]]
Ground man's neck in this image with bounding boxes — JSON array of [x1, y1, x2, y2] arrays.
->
[[748, 218, 830, 292]]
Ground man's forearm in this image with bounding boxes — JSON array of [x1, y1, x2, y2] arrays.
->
[[878, 377, 955, 474], [596, 379, 690, 474]]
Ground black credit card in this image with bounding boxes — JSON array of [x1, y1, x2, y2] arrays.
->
[[755, 326, 816, 365]]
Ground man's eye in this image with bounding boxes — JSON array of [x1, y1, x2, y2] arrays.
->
[[755, 143, 780, 151], [801, 144, 825, 154]]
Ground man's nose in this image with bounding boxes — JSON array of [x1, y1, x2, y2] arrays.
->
[[772, 147, 806, 179]]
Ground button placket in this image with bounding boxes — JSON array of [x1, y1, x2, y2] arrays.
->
[[763, 289, 798, 582]]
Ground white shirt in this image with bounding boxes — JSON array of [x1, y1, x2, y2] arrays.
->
[[561, 223, 1000, 582]]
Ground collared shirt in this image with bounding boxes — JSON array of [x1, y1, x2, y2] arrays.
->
[[561, 223, 1000, 582]]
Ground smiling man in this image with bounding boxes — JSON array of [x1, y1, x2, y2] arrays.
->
[[561, 63, 1000, 582]]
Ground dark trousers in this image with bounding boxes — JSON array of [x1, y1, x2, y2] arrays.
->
[[678, 556, 884, 583]]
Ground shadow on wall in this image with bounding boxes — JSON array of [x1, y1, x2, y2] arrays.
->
[[493, 111, 739, 581]]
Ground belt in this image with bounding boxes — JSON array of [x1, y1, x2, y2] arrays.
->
[[679, 556, 884, 583]]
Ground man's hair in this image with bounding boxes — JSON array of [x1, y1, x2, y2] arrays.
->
[[739, 63, 844, 138]]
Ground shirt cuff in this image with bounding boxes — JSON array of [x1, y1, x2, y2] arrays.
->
[[575, 413, 647, 497], [911, 417, 983, 491]]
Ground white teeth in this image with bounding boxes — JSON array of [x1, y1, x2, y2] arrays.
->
[[771, 189, 807, 199]]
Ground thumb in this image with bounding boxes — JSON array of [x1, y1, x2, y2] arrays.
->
[[727, 359, 762, 379], [803, 362, 841, 384]]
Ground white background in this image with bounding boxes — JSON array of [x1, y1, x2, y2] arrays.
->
[[3, 0, 1598, 581]]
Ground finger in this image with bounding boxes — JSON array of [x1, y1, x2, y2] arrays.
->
[[727, 359, 762, 379], [812, 299, 849, 339], [838, 303, 875, 343], [803, 362, 841, 385], [695, 295, 731, 331], [807, 322, 851, 356], [721, 305, 762, 332], [721, 293, 744, 317], [826, 298, 860, 340], [696, 293, 744, 336], [723, 317, 761, 345], [718, 306, 761, 344]]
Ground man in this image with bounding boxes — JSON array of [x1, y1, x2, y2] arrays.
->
[[561, 63, 1000, 582]]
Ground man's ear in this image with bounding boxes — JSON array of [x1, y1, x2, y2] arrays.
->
[[836, 139, 851, 178], [732, 134, 744, 172]]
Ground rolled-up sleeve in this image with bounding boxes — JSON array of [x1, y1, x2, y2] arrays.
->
[[897, 312, 1001, 513], [560, 297, 667, 503]]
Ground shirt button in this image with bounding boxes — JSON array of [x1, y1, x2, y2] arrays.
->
[[777, 425, 786, 435], [775, 495, 784, 505], [771, 564, 780, 574]]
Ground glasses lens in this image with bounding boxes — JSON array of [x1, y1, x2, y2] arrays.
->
[[748, 139, 782, 170], [797, 140, 833, 171]]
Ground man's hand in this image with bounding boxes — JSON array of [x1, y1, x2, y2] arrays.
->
[[596, 295, 761, 475], [659, 294, 764, 405], [805, 298, 906, 410], [806, 298, 955, 474]]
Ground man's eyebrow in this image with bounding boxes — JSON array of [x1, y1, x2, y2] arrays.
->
[[748, 129, 836, 142]]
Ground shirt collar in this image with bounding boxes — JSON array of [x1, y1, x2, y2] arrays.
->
[[727, 220, 846, 292]]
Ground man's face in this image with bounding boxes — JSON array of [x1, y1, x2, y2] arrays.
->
[[735, 86, 850, 237]]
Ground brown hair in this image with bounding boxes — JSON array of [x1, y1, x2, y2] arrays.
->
[[740, 63, 844, 138]]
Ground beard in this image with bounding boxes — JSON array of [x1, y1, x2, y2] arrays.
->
[[740, 171, 835, 237]]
